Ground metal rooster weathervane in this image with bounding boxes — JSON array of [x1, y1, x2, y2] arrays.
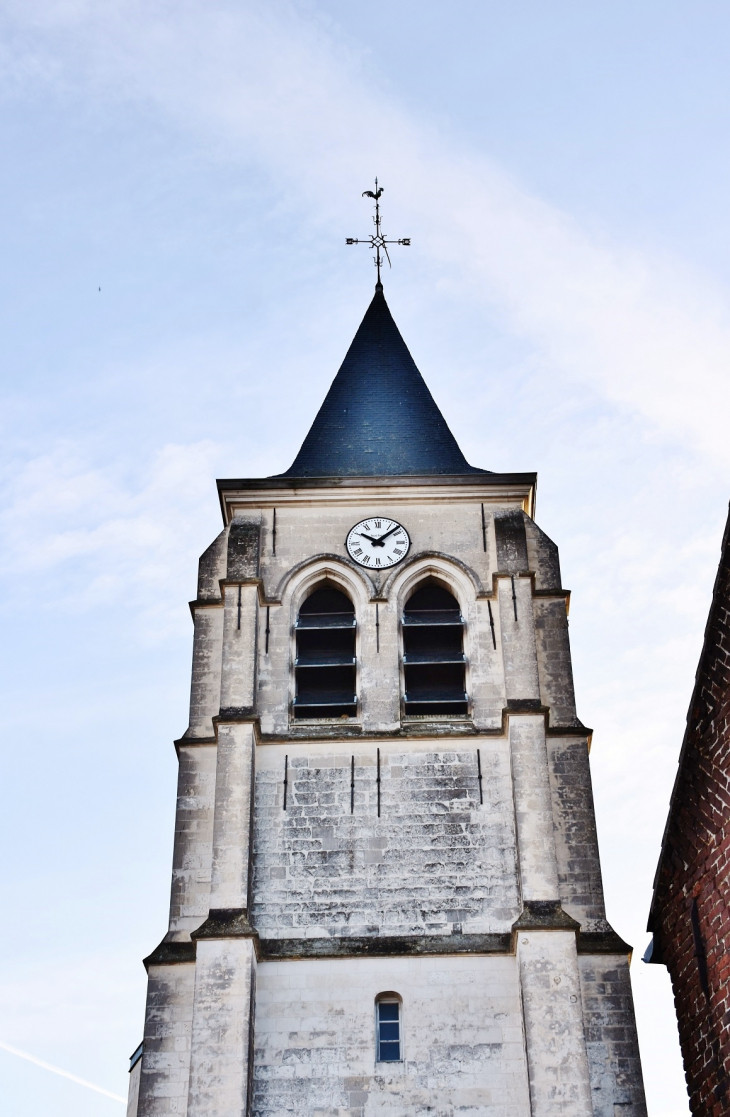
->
[[346, 179, 410, 288]]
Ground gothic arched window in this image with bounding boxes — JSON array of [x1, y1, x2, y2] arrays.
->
[[402, 581, 467, 716], [375, 994, 402, 1062], [294, 583, 356, 719]]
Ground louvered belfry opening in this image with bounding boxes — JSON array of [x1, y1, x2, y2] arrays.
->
[[403, 582, 467, 716], [294, 583, 357, 719]]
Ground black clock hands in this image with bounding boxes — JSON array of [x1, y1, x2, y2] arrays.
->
[[356, 525, 402, 547], [374, 524, 402, 544]]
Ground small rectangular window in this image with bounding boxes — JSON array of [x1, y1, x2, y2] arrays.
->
[[377, 1001, 401, 1061]]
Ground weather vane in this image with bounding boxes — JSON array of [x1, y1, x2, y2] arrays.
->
[[346, 179, 410, 289]]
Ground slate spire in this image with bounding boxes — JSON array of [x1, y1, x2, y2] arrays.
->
[[281, 288, 487, 477]]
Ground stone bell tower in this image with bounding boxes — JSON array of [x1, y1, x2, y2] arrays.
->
[[127, 281, 647, 1117]]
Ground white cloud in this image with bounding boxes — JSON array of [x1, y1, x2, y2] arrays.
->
[[2, 0, 728, 471], [0, 440, 223, 637]]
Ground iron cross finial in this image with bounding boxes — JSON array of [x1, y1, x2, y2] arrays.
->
[[346, 178, 411, 290]]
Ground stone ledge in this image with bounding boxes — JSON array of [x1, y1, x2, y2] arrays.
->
[[142, 921, 632, 966], [577, 929, 633, 956], [259, 715, 592, 743], [143, 938, 197, 971], [175, 719, 592, 748], [187, 597, 223, 619], [140, 925, 633, 966], [545, 721, 591, 735], [505, 699, 546, 714], [188, 595, 224, 612], [512, 900, 581, 933], [401, 718, 477, 736], [191, 908, 257, 939], [282, 722, 364, 739], [258, 933, 512, 960], [216, 707, 257, 723]]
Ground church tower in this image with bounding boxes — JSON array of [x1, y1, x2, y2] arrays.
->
[[127, 276, 647, 1117]]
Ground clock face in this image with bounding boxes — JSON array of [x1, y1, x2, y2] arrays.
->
[[346, 517, 411, 569]]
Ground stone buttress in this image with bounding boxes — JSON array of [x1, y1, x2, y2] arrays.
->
[[126, 287, 646, 1117]]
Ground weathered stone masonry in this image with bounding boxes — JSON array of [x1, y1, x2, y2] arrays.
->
[[252, 743, 519, 939], [127, 286, 646, 1117]]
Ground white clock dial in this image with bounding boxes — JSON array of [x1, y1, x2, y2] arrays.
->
[[346, 518, 411, 569]]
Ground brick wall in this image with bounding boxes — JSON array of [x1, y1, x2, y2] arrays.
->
[[650, 504, 730, 1115]]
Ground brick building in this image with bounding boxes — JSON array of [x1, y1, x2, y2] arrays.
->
[[647, 505, 730, 1114], [127, 277, 647, 1117]]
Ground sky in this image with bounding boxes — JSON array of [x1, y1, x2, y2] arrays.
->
[[1, 1, 729, 1113]]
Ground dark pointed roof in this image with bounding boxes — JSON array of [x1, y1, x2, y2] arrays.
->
[[280, 287, 488, 477]]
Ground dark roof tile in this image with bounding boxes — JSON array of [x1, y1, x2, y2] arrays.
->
[[279, 287, 488, 477]]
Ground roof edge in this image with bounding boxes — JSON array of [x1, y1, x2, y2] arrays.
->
[[217, 471, 537, 492], [648, 499, 730, 930]]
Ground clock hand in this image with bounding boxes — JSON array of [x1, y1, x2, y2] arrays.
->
[[374, 524, 402, 543], [356, 533, 380, 545]]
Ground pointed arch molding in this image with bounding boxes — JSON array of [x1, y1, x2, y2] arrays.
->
[[381, 551, 486, 603], [274, 553, 377, 607], [272, 550, 485, 606]]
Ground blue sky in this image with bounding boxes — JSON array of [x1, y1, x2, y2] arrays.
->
[[3, 1, 730, 1112]]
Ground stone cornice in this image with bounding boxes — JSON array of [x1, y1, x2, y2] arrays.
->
[[217, 473, 536, 525], [173, 703, 591, 752], [260, 932, 512, 960], [141, 924, 630, 969]]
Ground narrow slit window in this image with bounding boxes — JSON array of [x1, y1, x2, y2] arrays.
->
[[403, 582, 467, 716], [376, 1000, 401, 1062], [294, 583, 356, 719]]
